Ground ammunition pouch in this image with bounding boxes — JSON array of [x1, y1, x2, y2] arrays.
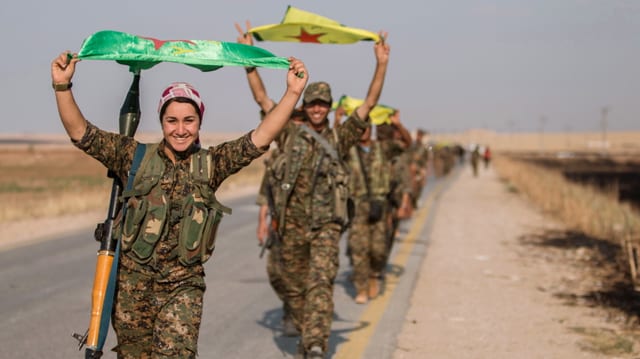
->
[[178, 187, 230, 266], [120, 177, 167, 264], [367, 199, 385, 223], [328, 158, 354, 232]]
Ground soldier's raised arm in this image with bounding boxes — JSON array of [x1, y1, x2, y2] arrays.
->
[[251, 57, 307, 149], [51, 51, 87, 141], [236, 21, 276, 114], [354, 31, 390, 121]]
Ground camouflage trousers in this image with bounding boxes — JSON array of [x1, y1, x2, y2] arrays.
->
[[348, 199, 389, 293], [279, 218, 341, 352], [112, 263, 205, 358], [266, 239, 291, 318]]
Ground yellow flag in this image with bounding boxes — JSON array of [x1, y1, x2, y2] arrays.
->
[[334, 95, 396, 125], [249, 6, 380, 44]]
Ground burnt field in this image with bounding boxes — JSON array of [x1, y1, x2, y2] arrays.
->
[[508, 152, 640, 211]]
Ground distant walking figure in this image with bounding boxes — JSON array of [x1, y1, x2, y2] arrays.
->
[[471, 145, 480, 177], [483, 145, 492, 169]]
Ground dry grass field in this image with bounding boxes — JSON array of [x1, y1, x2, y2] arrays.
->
[[494, 156, 640, 243], [0, 133, 265, 223], [0, 145, 110, 222]]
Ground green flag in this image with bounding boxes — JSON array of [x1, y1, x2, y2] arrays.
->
[[249, 6, 380, 44], [77, 30, 291, 72], [334, 95, 396, 125]]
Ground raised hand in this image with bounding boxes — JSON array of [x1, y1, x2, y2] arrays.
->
[[286, 57, 308, 92], [51, 51, 80, 85], [235, 20, 254, 46], [374, 31, 390, 65]]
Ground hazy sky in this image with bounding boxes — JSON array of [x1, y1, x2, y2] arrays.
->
[[2, 0, 638, 136]]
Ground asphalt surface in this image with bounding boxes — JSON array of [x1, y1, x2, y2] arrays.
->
[[0, 171, 453, 359]]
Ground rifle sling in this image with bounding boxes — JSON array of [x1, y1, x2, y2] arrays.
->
[[299, 124, 339, 161]]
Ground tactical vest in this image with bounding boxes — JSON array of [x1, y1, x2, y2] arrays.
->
[[270, 124, 353, 232], [117, 144, 231, 266], [348, 142, 391, 200]]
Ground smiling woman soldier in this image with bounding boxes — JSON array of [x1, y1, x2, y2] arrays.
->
[[50, 51, 307, 358]]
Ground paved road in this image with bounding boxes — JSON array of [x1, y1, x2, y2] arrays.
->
[[0, 172, 454, 359]]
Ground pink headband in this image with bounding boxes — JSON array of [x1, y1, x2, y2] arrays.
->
[[158, 82, 205, 117]]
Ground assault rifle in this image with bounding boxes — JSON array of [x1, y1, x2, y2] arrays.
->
[[72, 71, 141, 359], [259, 181, 281, 258]]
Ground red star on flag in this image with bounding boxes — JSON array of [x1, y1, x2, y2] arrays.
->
[[289, 28, 324, 43], [139, 36, 196, 50]]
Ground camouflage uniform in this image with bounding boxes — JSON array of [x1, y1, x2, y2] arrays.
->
[[255, 150, 291, 324], [386, 146, 412, 257], [471, 146, 481, 177], [408, 139, 430, 207], [74, 122, 266, 358], [433, 145, 455, 177], [389, 150, 412, 213], [270, 103, 367, 352], [346, 140, 403, 298]]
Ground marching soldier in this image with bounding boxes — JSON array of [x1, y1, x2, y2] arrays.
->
[[52, 50, 307, 358], [344, 110, 411, 304], [237, 23, 391, 358]]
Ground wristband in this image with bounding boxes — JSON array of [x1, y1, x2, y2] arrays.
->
[[245, 66, 256, 74], [52, 82, 72, 91]]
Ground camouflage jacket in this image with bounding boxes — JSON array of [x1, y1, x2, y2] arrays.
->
[[390, 149, 413, 195], [410, 142, 429, 169], [347, 139, 405, 200], [74, 122, 267, 279], [269, 113, 368, 229], [256, 148, 282, 207]]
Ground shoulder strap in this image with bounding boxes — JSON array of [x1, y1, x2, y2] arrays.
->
[[299, 124, 339, 161], [121, 143, 148, 199], [126, 143, 147, 192]]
